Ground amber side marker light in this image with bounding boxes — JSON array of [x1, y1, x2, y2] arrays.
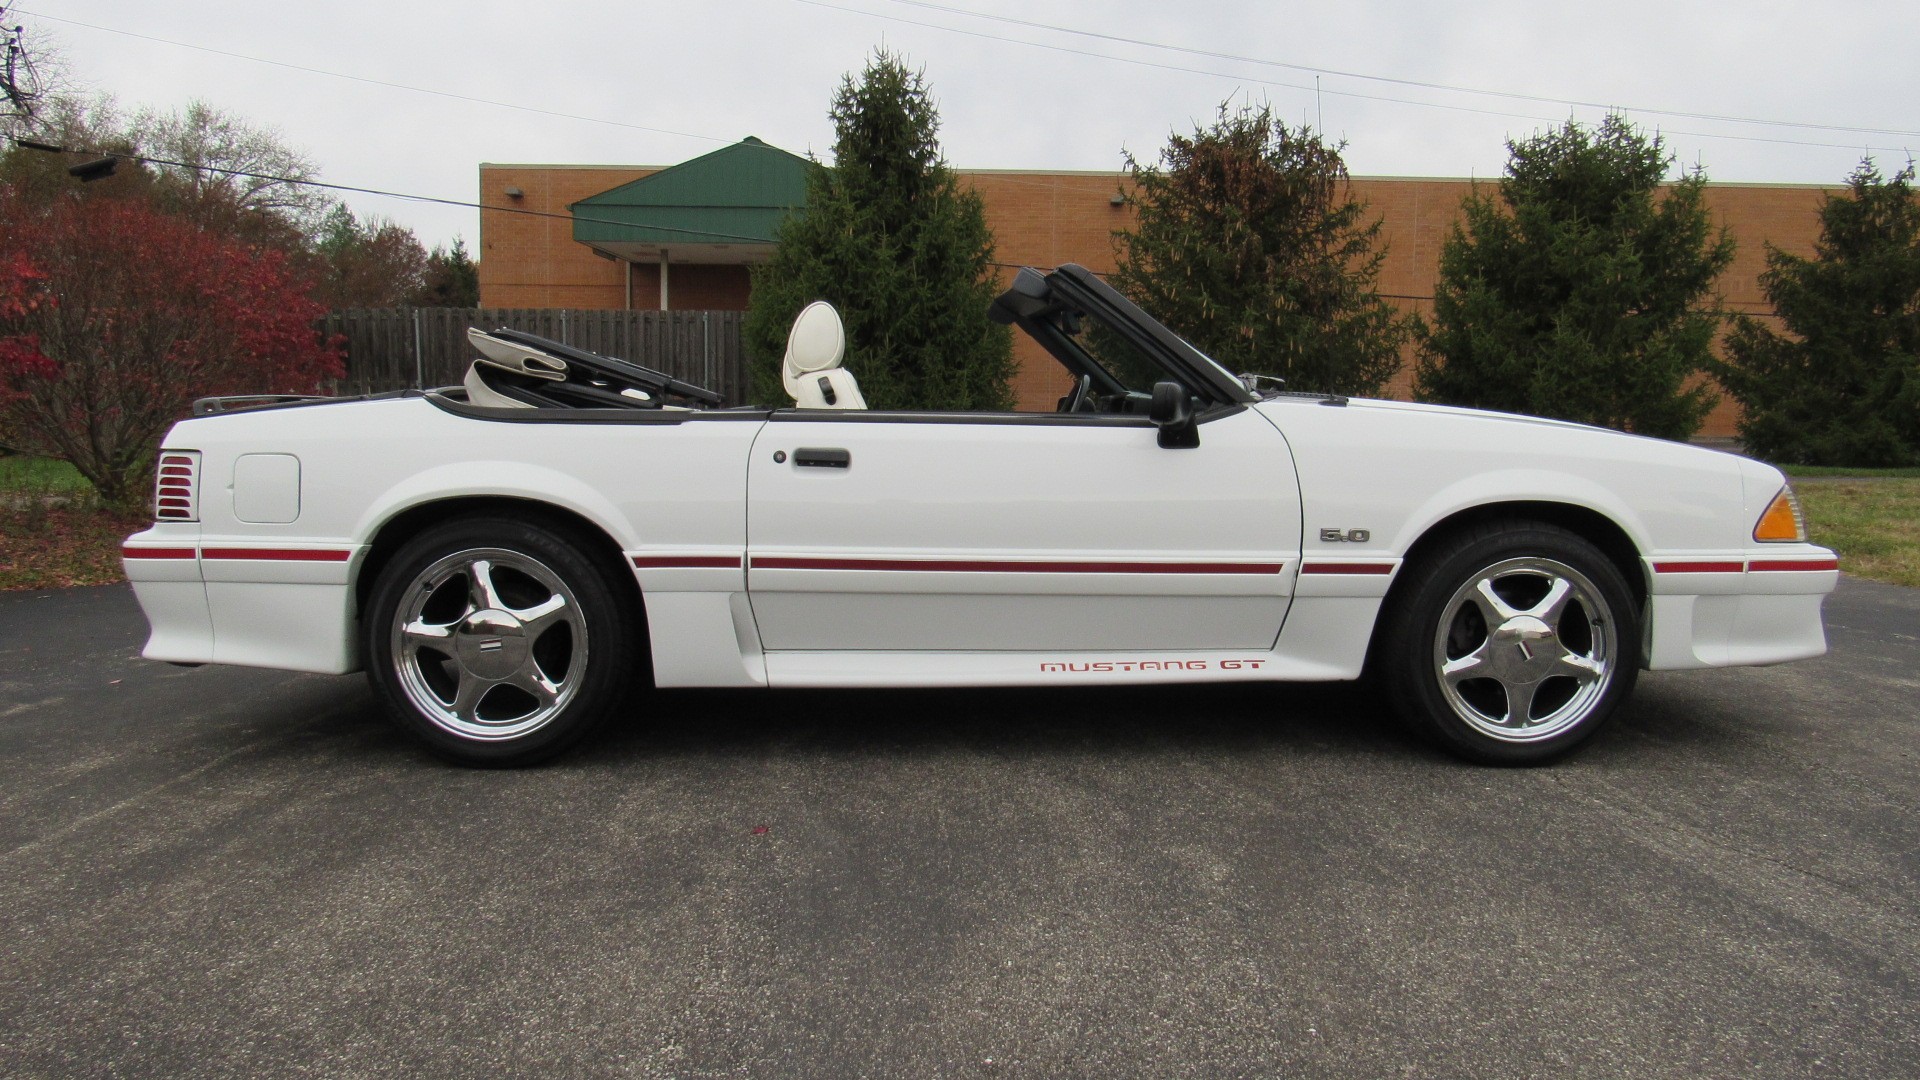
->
[[1753, 486, 1807, 543]]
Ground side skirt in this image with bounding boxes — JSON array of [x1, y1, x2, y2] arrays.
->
[[762, 649, 1355, 688]]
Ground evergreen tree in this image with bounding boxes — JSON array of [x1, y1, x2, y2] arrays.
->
[[745, 51, 1013, 410], [1111, 103, 1407, 396], [1714, 161, 1920, 466], [412, 238, 481, 308], [1415, 115, 1735, 438]]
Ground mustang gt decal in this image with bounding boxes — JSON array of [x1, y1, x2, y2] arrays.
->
[[1040, 659, 1269, 673]]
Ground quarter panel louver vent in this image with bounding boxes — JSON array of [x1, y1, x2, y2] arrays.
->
[[154, 451, 201, 522]]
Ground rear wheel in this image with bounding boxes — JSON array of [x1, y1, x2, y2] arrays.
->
[[364, 516, 639, 766], [1378, 521, 1639, 764]]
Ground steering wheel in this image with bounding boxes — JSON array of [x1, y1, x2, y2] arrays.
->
[[1061, 373, 1094, 414]]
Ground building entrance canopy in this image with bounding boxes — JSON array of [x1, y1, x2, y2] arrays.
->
[[569, 136, 810, 266]]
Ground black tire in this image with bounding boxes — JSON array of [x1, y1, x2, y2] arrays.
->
[[1376, 519, 1640, 765], [363, 515, 641, 766]]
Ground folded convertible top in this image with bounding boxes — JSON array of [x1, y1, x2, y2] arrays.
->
[[465, 327, 725, 410]]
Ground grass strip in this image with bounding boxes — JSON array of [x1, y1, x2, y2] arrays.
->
[[1783, 464, 1920, 479], [1795, 478, 1920, 589], [0, 455, 92, 492]]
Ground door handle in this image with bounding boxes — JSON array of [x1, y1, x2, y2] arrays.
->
[[793, 447, 851, 469]]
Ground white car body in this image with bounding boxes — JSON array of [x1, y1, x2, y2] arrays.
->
[[122, 264, 1836, 763], [123, 389, 1834, 679]]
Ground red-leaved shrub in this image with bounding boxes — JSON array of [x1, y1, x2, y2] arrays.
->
[[0, 192, 343, 503]]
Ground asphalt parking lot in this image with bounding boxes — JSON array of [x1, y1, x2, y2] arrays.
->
[[1, 580, 1916, 1079]]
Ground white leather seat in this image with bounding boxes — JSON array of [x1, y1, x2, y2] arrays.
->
[[781, 301, 866, 409]]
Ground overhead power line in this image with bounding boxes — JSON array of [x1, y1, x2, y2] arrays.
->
[[792, 0, 1916, 154], [791, 0, 1575, 127], [872, 0, 1920, 140], [9, 138, 1068, 273], [12, 3, 1908, 163], [9, 138, 780, 244], [9, 8, 726, 146]]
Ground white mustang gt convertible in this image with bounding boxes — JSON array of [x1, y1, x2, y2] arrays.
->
[[124, 265, 1837, 766]]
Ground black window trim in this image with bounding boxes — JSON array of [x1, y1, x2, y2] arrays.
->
[[767, 403, 1246, 427], [427, 393, 771, 424]]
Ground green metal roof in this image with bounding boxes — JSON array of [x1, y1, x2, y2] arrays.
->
[[570, 136, 812, 248]]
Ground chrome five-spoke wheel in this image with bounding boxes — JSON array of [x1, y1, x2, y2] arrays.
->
[[392, 548, 587, 741], [1433, 557, 1615, 744], [365, 516, 640, 766], [1378, 520, 1640, 764]]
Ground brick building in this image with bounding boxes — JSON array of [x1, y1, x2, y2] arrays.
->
[[478, 138, 1832, 436]]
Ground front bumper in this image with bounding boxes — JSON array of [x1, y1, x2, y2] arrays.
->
[[1643, 546, 1838, 669]]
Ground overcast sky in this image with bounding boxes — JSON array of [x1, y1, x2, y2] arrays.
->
[[14, 1, 1918, 248]]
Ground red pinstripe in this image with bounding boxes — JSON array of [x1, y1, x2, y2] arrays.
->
[[630, 555, 742, 569], [1652, 561, 1745, 574], [1748, 558, 1840, 572], [121, 546, 196, 560], [200, 548, 352, 562], [749, 556, 1286, 574]]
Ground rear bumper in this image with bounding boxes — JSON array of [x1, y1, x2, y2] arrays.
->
[[123, 530, 365, 675], [1644, 548, 1837, 669]]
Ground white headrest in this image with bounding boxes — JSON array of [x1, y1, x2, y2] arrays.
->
[[782, 301, 846, 396]]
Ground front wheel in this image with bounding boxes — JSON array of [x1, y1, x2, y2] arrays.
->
[[363, 516, 641, 766], [1377, 521, 1640, 764]]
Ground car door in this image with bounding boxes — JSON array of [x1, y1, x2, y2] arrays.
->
[[744, 407, 1303, 654]]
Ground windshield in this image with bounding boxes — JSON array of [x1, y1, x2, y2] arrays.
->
[[990, 264, 1256, 411], [1056, 311, 1166, 396]]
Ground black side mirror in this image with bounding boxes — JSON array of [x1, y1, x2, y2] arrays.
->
[[1149, 381, 1199, 449]]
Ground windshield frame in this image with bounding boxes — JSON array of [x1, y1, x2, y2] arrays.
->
[[990, 264, 1256, 408]]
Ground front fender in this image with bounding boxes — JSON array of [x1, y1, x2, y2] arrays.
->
[[1388, 469, 1658, 556]]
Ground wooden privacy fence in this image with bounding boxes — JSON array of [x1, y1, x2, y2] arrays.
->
[[324, 308, 753, 406]]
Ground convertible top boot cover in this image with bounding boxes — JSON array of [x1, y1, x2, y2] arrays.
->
[[781, 301, 865, 409], [468, 328, 570, 381], [463, 364, 536, 409], [464, 327, 563, 408]]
